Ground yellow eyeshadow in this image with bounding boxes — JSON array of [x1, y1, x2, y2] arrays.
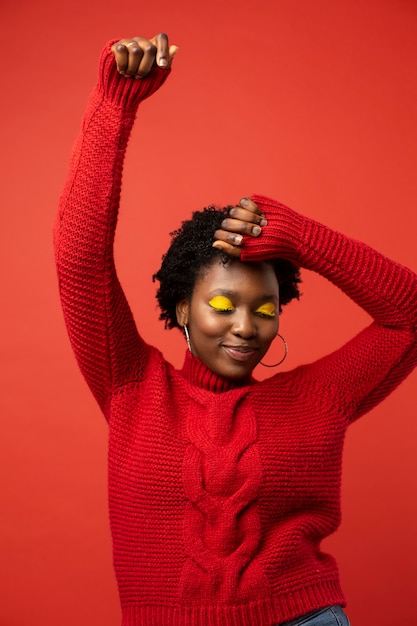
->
[[208, 296, 235, 311], [255, 302, 276, 317]]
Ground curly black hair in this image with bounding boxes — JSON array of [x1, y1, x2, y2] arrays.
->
[[152, 206, 301, 330]]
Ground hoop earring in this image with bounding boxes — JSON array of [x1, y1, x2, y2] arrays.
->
[[260, 333, 288, 367], [183, 324, 192, 353]]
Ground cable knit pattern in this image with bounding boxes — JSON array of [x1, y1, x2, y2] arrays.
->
[[54, 42, 417, 626], [180, 388, 268, 604]]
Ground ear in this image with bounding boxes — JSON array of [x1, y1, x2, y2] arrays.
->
[[176, 299, 190, 328]]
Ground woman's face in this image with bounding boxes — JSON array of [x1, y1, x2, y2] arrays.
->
[[176, 258, 280, 380]]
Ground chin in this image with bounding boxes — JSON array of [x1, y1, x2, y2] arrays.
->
[[216, 362, 256, 381]]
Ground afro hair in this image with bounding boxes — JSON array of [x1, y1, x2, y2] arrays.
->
[[152, 205, 301, 329]]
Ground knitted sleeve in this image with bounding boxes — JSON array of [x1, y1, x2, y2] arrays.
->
[[242, 194, 417, 420], [53, 41, 171, 415]]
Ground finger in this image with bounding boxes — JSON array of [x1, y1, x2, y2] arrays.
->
[[136, 38, 158, 77], [219, 218, 263, 237], [228, 206, 267, 226], [125, 40, 145, 76], [150, 33, 179, 68], [153, 32, 169, 67], [169, 44, 179, 63], [214, 228, 244, 247], [212, 240, 242, 258], [111, 42, 129, 73], [111, 38, 145, 76], [239, 197, 263, 215]]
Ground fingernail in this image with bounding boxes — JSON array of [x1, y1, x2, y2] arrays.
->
[[252, 226, 261, 236], [234, 235, 243, 245], [158, 58, 167, 67], [241, 198, 249, 207], [260, 218, 268, 226], [212, 242, 222, 250]]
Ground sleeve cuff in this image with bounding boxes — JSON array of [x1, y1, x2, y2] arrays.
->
[[240, 194, 305, 264], [95, 39, 171, 110]]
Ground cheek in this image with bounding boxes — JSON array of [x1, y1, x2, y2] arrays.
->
[[189, 303, 229, 338], [196, 315, 229, 337], [261, 321, 279, 344]]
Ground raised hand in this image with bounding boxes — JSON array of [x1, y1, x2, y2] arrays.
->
[[213, 198, 268, 257], [111, 33, 178, 79]]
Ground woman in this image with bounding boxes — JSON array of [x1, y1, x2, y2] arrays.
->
[[54, 33, 417, 626]]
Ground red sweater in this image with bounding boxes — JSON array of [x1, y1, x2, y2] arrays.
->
[[54, 43, 417, 626]]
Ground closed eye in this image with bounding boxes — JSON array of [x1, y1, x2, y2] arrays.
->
[[255, 302, 276, 318], [209, 295, 235, 312]]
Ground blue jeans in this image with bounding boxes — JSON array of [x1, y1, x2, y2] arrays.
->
[[276, 605, 351, 626]]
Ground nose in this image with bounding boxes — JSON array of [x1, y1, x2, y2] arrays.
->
[[231, 309, 257, 339]]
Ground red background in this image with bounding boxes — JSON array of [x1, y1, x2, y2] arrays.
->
[[1, 1, 416, 625]]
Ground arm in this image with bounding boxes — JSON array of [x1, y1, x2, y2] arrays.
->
[[215, 195, 417, 419], [54, 35, 177, 415]]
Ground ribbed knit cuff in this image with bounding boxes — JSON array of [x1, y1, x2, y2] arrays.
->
[[95, 39, 171, 111], [240, 194, 305, 265]]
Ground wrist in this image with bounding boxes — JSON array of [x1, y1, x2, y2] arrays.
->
[[96, 40, 171, 110], [241, 194, 304, 264]]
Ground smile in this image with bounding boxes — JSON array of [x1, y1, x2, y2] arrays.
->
[[221, 345, 258, 362]]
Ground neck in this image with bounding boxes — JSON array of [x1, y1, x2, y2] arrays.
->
[[180, 350, 254, 393]]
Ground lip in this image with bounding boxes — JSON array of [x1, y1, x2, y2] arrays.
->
[[222, 345, 259, 362]]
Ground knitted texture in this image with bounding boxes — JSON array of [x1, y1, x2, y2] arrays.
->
[[54, 43, 417, 626]]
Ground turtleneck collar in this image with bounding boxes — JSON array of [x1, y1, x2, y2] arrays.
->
[[179, 350, 254, 394]]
